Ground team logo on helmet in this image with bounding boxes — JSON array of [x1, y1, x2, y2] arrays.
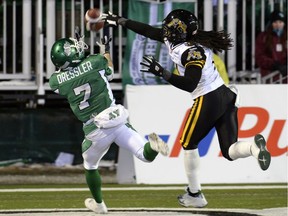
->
[[63, 41, 72, 56], [167, 18, 187, 34]]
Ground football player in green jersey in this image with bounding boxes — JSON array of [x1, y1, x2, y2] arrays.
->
[[49, 33, 169, 214]]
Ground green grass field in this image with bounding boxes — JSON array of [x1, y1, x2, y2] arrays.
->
[[0, 184, 286, 210]]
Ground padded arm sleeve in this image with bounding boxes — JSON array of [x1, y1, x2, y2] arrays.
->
[[123, 20, 163, 42], [166, 65, 202, 93]]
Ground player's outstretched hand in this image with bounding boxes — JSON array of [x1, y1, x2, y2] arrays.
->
[[96, 35, 112, 54], [101, 11, 127, 27], [140, 55, 164, 77], [74, 26, 81, 41]]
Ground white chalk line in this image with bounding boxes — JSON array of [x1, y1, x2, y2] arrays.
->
[[0, 185, 286, 192], [0, 207, 287, 216]]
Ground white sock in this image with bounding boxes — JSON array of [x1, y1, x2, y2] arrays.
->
[[228, 141, 260, 160], [184, 149, 201, 193]]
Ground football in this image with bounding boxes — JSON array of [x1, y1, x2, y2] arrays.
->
[[85, 8, 105, 31]]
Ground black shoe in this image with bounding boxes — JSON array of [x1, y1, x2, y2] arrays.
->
[[254, 134, 271, 171]]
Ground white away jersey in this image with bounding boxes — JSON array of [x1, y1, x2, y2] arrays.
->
[[164, 40, 224, 99]]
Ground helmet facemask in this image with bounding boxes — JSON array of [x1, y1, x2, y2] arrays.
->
[[163, 18, 188, 44], [162, 9, 198, 44], [68, 37, 88, 61]]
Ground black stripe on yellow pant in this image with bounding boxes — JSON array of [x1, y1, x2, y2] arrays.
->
[[180, 96, 204, 148]]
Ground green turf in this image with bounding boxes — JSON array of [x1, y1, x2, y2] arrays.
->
[[0, 185, 286, 210]]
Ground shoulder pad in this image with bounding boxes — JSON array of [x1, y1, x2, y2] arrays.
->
[[181, 45, 206, 66]]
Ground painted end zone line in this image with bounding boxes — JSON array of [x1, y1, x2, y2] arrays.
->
[[0, 185, 286, 192]]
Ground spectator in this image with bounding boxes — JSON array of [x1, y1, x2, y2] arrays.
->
[[255, 10, 287, 83]]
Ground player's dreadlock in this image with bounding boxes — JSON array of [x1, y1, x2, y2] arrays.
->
[[189, 30, 234, 52]]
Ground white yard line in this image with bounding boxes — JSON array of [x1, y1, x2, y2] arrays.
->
[[0, 185, 286, 192], [0, 207, 287, 216]]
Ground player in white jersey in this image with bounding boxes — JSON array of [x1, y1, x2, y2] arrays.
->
[[49, 32, 169, 214], [102, 9, 271, 208]]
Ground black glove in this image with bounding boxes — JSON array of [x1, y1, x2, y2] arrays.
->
[[102, 11, 127, 26], [101, 35, 112, 53], [140, 55, 164, 77], [96, 35, 112, 54], [74, 26, 81, 41]]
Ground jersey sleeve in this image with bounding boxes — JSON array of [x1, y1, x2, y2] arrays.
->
[[181, 45, 206, 70], [101, 55, 113, 80], [89, 54, 113, 80], [105, 66, 114, 81], [49, 73, 60, 93], [164, 45, 205, 93]]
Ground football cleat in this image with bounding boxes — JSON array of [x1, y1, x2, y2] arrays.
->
[[254, 134, 271, 171], [84, 198, 108, 214], [178, 187, 208, 208], [148, 133, 169, 156]]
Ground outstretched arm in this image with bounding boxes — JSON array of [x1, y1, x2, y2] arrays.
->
[[166, 66, 201, 92], [102, 12, 163, 42], [124, 20, 163, 42], [97, 35, 114, 81]]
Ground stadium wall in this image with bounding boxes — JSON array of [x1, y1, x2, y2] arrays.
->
[[0, 108, 83, 164], [0, 108, 117, 165]]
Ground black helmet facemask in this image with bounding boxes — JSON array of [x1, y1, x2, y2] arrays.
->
[[162, 9, 198, 44]]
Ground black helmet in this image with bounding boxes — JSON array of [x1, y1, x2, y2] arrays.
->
[[162, 9, 198, 44]]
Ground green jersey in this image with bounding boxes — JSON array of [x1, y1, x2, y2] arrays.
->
[[49, 54, 114, 124]]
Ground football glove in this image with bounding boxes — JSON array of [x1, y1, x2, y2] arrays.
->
[[96, 35, 112, 54], [101, 11, 127, 26], [140, 55, 164, 77], [74, 26, 81, 41]]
